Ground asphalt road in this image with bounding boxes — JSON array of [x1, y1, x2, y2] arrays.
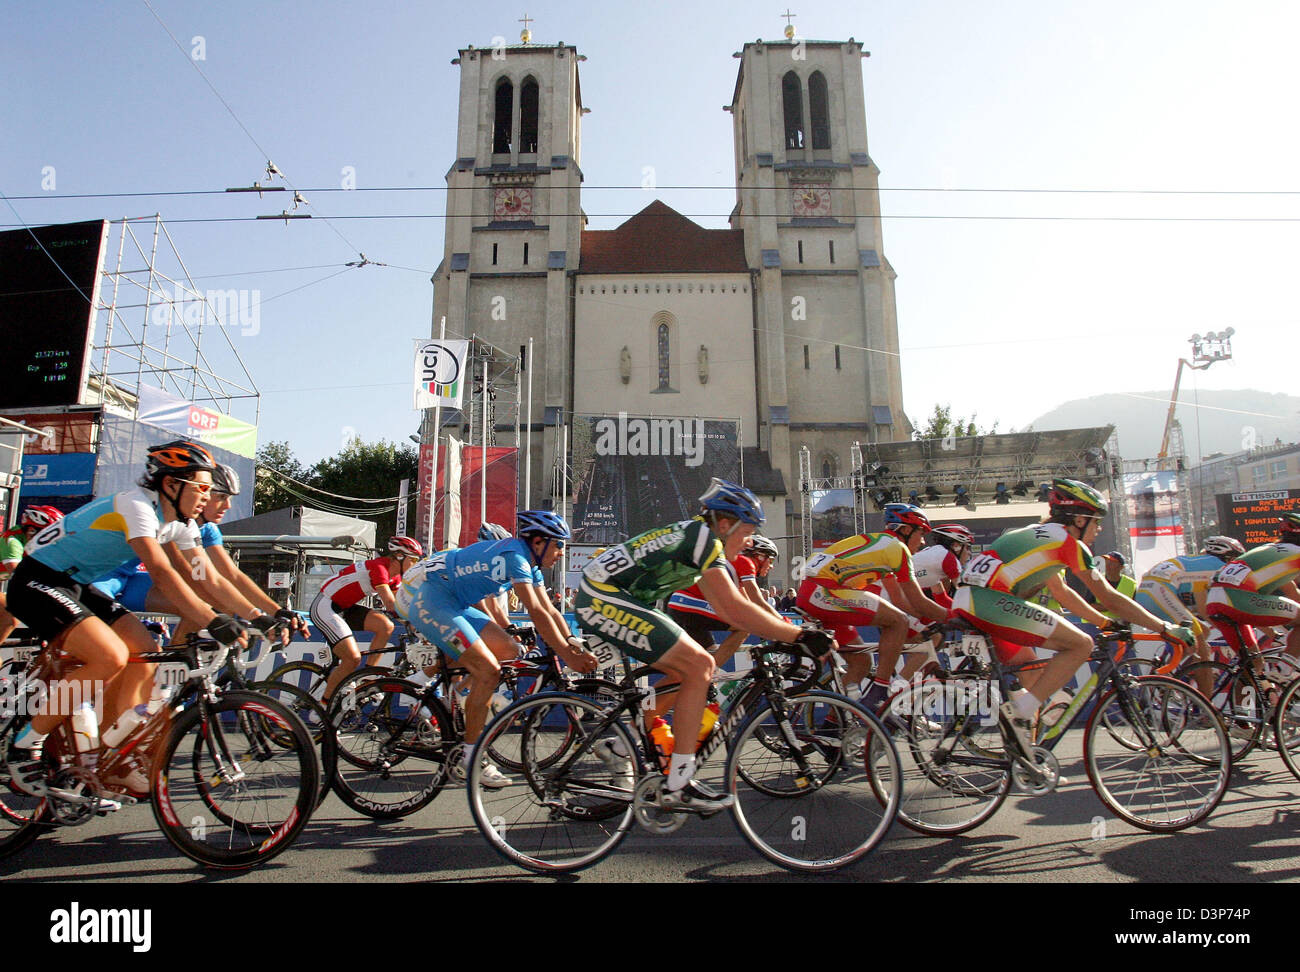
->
[[4, 730, 1300, 885]]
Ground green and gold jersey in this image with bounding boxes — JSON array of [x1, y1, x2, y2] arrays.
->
[[580, 518, 723, 606]]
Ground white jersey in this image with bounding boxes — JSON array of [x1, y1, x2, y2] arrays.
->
[[911, 545, 961, 593]]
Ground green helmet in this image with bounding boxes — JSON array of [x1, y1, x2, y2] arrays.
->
[[1048, 478, 1108, 517]]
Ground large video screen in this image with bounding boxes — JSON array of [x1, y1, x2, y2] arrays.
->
[[1216, 490, 1300, 547], [0, 220, 107, 409]]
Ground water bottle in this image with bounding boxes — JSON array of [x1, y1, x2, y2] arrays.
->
[[102, 686, 166, 749], [696, 702, 720, 744], [71, 703, 99, 769], [488, 687, 511, 717], [649, 717, 674, 772]]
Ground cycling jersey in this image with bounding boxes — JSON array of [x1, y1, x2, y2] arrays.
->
[[802, 533, 913, 590], [576, 519, 723, 663], [2, 530, 26, 570], [24, 487, 198, 584], [1212, 543, 1300, 595], [1135, 553, 1222, 627], [958, 522, 1099, 600], [667, 554, 749, 621], [911, 545, 960, 593], [319, 557, 402, 609]]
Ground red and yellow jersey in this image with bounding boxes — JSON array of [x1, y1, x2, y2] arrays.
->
[[1213, 543, 1300, 595], [959, 522, 1098, 600], [802, 533, 913, 591]]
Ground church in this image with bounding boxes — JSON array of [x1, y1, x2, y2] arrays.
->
[[430, 23, 909, 566]]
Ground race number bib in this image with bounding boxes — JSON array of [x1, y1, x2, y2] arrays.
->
[[960, 552, 1000, 588], [154, 663, 188, 696], [584, 545, 634, 585], [405, 643, 439, 669], [803, 552, 833, 576], [958, 631, 992, 664], [1216, 562, 1251, 588], [1147, 560, 1180, 581]]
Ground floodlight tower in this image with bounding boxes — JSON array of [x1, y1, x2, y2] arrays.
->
[[1157, 329, 1235, 469]]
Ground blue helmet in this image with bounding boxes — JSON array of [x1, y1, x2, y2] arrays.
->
[[883, 503, 931, 533], [699, 478, 764, 526], [478, 522, 512, 542], [516, 510, 572, 541]]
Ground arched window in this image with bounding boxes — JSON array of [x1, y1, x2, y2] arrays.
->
[[493, 78, 513, 154], [809, 71, 830, 150], [657, 322, 671, 390], [820, 454, 838, 480], [520, 78, 539, 154], [782, 72, 804, 150]]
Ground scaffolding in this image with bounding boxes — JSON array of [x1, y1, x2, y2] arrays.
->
[[88, 216, 260, 422]]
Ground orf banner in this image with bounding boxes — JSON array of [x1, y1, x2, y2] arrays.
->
[[414, 339, 469, 409], [1125, 470, 1184, 578], [137, 384, 257, 458]]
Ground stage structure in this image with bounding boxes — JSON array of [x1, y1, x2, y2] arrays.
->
[[0, 217, 260, 519], [797, 426, 1126, 562]]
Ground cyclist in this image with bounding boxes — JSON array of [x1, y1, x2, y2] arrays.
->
[[797, 503, 949, 709], [575, 479, 830, 812], [668, 533, 782, 667], [948, 478, 1196, 756], [1135, 535, 1245, 681], [92, 462, 305, 648], [0, 506, 64, 644], [394, 510, 597, 787], [1204, 514, 1300, 673], [2, 441, 249, 796], [311, 535, 424, 706]]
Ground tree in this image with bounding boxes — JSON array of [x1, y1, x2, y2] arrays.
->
[[311, 437, 419, 548], [912, 403, 999, 441], [254, 440, 308, 515]]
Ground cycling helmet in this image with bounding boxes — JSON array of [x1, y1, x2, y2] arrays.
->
[[20, 505, 63, 529], [930, 523, 975, 547], [883, 503, 931, 534], [1048, 478, 1108, 517], [516, 510, 572, 541], [1202, 536, 1246, 559], [698, 478, 764, 526], [145, 440, 215, 480], [745, 534, 780, 562], [386, 535, 424, 558], [211, 463, 241, 496], [1279, 512, 1300, 536], [478, 522, 512, 542]]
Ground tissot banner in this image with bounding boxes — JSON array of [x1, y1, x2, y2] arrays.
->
[[413, 339, 470, 409]]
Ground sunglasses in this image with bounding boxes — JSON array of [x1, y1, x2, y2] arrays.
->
[[174, 478, 213, 494]]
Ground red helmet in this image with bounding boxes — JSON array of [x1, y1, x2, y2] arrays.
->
[[930, 523, 975, 546], [21, 505, 63, 529], [883, 503, 931, 534], [387, 535, 424, 558]]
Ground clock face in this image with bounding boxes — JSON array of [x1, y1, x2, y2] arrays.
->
[[494, 186, 533, 219], [791, 184, 831, 218]]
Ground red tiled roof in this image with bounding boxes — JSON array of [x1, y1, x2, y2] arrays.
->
[[579, 200, 749, 274]]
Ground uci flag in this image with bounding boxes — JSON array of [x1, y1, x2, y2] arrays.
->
[[414, 339, 469, 409]]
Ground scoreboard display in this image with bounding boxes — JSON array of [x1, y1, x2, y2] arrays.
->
[[0, 220, 107, 409], [1215, 490, 1300, 547]]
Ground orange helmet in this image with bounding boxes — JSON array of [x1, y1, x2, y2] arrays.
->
[[145, 440, 215, 480]]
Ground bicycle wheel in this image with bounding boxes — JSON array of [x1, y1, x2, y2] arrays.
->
[[1084, 675, 1230, 833], [1177, 662, 1261, 760], [494, 677, 625, 773], [0, 721, 48, 861], [468, 693, 637, 874], [152, 690, 318, 868], [330, 678, 449, 819], [264, 660, 330, 702], [872, 678, 1010, 836], [1273, 675, 1300, 782], [252, 680, 337, 808], [727, 690, 900, 872]]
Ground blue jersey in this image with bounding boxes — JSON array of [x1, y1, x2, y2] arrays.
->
[[1139, 553, 1222, 607], [400, 538, 543, 608], [27, 487, 199, 584], [91, 517, 222, 589]]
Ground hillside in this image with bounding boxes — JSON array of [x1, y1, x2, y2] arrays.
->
[[1028, 390, 1300, 462]]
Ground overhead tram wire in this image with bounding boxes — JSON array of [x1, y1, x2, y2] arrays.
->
[[260, 466, 405, 505]]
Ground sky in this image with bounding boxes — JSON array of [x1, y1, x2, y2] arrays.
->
[[3, 0, 1298, 466]]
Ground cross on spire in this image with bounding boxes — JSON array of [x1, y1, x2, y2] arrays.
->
[[781, 9, 797, 29], [519, 13, 533, 43]]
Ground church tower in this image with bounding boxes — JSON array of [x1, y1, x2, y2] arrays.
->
[[431, 27, 586, 507], [729, 31, 909, 499]]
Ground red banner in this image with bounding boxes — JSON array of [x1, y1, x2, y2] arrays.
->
[[4, 410, 98, 455], [417, 443, 518, 550]]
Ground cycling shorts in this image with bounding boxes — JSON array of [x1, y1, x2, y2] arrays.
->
[[575, 579, 683, 664], [7, 557, 131, 642], [949, 585, 1064, 663], [1134, 582, 1199, 630], [393, 573, 491, 660], [309, 593, 380, 650], [797, 578, 884, 647], [667, 607, 731, 651]]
